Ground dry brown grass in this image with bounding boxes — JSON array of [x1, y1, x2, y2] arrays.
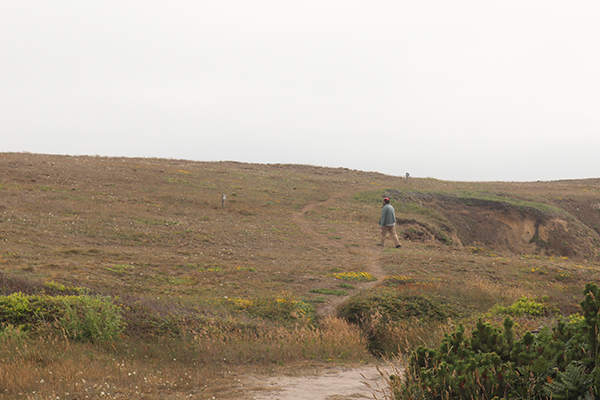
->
[[0, 316, 369, 399], [2, 153, 600, 397], [0, 333, 234, 399], [0, 153, 398, 302]]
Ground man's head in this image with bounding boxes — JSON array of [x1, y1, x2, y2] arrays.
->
[[383, 197, 390, 205]]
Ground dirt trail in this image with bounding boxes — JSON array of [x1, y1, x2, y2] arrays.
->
[[242, 192, 391, 400], [291, 191, 387, 317], [291, 191, 348, 243]]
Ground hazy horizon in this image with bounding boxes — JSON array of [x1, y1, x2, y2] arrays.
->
[[2, 1, 599, 182]]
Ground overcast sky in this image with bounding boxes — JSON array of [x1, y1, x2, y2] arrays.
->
[[1, 1, 599, 182]]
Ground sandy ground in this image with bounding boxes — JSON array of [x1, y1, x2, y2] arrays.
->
[[243, 365, 390, 400]]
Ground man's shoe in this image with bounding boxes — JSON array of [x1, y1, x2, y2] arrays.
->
[[395, 244, 402, 248], [377, 244, 383, 247]]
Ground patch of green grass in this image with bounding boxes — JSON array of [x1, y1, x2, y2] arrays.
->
[[329, 271, 377, 282], [337, 283, 355, 289], [44, 281, 89, 295], [492, 296, 557, 317], [351, 190, 385, 204], [309, 288, 348, 296], [402, 202, 451, 225], [105, 264, 134, 274], [424, 189, 565, 216], [306, 296, 328, 304]]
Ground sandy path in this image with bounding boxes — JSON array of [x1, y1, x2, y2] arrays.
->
[[245, 365, 388, 400]]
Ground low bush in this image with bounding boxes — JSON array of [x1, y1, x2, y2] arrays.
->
[[340, 287, 458, 325], [339, 286, 458, 355], [389, 283, 600, 399], [492, 295, 558, 317], [0, 293, 124, 343]]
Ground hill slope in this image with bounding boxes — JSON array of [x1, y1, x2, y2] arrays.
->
[[1, 152, 599, 306], [3, 152, 600, 399], [390, 188, 600, 260]]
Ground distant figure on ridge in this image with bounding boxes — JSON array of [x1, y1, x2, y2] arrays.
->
[[378, 197, 402, 248]]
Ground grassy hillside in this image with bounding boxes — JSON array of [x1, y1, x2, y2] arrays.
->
[[1, 152, 600, 399], [0, 153, 398, 301]]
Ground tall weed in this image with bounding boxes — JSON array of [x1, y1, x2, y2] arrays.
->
[[187, 316, 369, 365], [58, 295, 124, 343]]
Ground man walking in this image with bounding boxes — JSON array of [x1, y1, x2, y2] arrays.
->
[[379, 197, 402, 248]]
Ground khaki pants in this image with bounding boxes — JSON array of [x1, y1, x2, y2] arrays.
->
[[380, 225, 401, 247]]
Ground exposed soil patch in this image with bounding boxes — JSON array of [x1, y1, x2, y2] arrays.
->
[[390, 191, 600, 259], [245, 365, 387, 400]]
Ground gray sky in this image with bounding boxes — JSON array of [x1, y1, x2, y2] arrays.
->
[[2, 1, 599, 182]]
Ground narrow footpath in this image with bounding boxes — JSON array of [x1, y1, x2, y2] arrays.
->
[[244, 191, 393, 400]]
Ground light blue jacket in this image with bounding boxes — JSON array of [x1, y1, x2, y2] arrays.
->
[[380, 204, 396, 227]]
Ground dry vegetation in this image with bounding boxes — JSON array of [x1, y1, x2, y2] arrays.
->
[[1, 152, 600, 399]]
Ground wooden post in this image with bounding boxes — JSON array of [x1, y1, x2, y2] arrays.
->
[[222, 194, 226, 208]]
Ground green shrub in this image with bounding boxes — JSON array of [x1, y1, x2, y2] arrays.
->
[[352, 190, 385, 204], [307, 296, 328, 304], [0, 293, 64, 328], [340, 287, 458, 355], [545, 362, 594, 400], [58, 296, 124, 343], [44, 281, 90, 295], [492, 295, 557, 317], [395, 318, 552, 399], [340, 287, 457, 325], [391, 283, 600, 400], [0, 293, 124, 343]]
